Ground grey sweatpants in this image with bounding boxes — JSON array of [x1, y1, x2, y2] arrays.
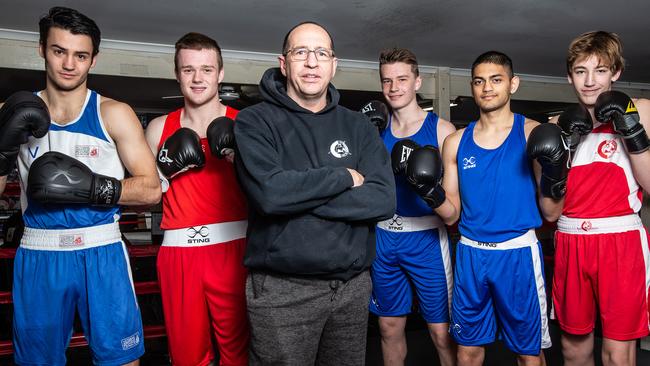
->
[[246, 270, 372, 366]]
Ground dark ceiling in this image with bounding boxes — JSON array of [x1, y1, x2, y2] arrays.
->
[[2, 1, 649, 82]]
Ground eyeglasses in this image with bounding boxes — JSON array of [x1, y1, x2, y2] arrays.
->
[[284, 47, 335, 61]]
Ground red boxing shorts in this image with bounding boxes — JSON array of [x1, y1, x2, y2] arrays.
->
[[157, 221, 249, 366], [553, 214, 650, 341]]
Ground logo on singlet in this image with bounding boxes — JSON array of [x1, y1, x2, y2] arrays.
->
[[28, 146, 39, 159], [75, 145, 99, 158], [597, 139, 618, 159], [329, 140, 351, 158], [462, 156, 476, 170], [581, 220, 592, 232]]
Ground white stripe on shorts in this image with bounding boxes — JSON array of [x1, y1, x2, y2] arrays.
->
[[438, 226, 453, 314], [640, 227, 650, 332], [530, 238, 552, 349]]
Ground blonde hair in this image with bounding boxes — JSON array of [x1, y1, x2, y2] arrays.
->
[[567, 31, 624, 74], [379, 48, 419, 77]]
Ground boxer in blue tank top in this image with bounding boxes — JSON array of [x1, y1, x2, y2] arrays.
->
[[0, 8, 161, 365], [369, 48, 457, 366], [430, 52, 566, 366]]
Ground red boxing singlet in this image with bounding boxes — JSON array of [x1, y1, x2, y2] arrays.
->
[[563, 123, 643, 218], [158, 107, 247, 229]]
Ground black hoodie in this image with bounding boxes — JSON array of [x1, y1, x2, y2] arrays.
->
[[234, 68, 396, 280]]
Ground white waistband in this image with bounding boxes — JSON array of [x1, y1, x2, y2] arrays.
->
[[460, 229, 538, 250], [558, 214, 643, 234], [21, 222, 122, 251], [162, 220, 247, 247], [377, 214, 443, 233]]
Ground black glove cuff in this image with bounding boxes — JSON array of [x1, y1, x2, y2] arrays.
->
[[623, 128, 650, 154], [541, 176, 566, 200], [93, 175, 122, 206], [423, 185, 446, 209]]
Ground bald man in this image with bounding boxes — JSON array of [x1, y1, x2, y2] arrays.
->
[[233, 21, 395, 365]]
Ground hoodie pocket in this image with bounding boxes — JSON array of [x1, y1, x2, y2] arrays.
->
[[265, 216, 366, 275]]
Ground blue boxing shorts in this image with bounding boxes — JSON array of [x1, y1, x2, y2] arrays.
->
[[370, 214, 452, 323], [450, 229, 551, 355], [12, 223, 144, 365]]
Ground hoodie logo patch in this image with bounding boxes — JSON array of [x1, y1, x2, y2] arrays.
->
[[329, 140, 351, 158]]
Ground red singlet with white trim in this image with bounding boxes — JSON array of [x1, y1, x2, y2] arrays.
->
[[158, 107, 247, 229], [563, 123, 643, 218]]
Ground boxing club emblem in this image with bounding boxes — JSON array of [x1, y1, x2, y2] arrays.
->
[[329, 140, 351, 158], [597, 139, 617, 159]]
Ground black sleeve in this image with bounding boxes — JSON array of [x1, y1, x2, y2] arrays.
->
[[311, 118, 396, 221], [234, 109, 353, 216]]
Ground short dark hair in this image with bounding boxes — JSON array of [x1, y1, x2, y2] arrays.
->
[[174, 32, 223, 72], [281, 21, 335, 55], [39, 6, 101, 57], [379, 48, 419, 77], [567, 31, 624, 74], [471, 51, 514, 78]]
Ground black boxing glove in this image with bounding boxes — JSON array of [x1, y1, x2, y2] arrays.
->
[[360, 100, 389, 132], [557, 104, 593, 153], [595, 91, 649, 154], [0, 91, 51, 175], [527, 123, 570, 199], [157, 128, 205, 179], [406, 145, 446, 209], [207, 117, 236, 158], [28, 151, 121, 206], [391, 139, 420, 175]]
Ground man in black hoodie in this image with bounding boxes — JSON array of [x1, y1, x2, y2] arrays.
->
[[234, 22, 396, 365]]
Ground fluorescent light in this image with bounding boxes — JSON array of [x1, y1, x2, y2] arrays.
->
[[220, 86, 240, 101], [423, 107, 434, 111]]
